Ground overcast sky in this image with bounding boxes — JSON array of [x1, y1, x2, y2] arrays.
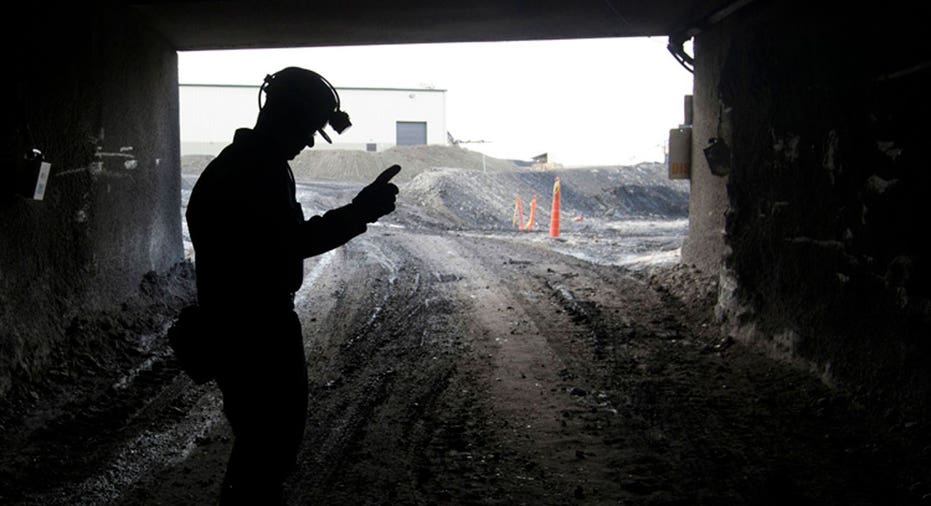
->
[[178, 37, 693, 167]]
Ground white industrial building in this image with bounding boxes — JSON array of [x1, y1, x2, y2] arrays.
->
[[180, 84, 447, 156]]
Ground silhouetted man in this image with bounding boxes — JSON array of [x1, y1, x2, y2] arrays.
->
[[185, 67, 400, 505]]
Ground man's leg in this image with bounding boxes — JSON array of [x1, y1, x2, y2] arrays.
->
[[217, 312, 308, 505]]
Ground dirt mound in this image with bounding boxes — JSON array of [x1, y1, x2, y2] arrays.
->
[[181, 154, 214, 175], [181, 148, 689, 233], [396, 163, 689, 231], [181, 145, 520, 183], [290, 145, 519, 184]]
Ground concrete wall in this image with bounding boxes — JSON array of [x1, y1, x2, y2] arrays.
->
[[681, 28, 729, 274], [693, 2, 931, 413], [0, 6, 183, 397], [180, 84, 447, 155]]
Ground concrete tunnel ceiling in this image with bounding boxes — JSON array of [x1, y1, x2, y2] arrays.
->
[[128, 0, 731, 50]]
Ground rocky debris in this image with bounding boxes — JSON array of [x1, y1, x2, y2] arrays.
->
[[0, 262, 197, 449], [291, 144, 520, 183], [183, 147, 690, 239], [181, 145, 519, 182], [396, 163, 688, 231], [180, 154, 215, 175], [645, 262, 719, 308]]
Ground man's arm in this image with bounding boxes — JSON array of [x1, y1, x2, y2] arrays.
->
[[296, 165, 401, 258], [297, 204, 367, 258]]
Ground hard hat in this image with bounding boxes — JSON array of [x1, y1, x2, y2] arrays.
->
[[258, 67, 352, 143]]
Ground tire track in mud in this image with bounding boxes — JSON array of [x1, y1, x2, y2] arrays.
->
[[99, 229, 448, 506], [455, 236, 912, 505], [289, 227, 605, 504], [387, 231, 635, 504], [294, 229, 665, 504], [7, 225, 912, 505], [442, 234, 640, 502], [289, 228, 479, 504], [477, 245, 750, 502]]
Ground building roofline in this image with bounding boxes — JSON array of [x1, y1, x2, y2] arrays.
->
[[179, 83, 446, 92]]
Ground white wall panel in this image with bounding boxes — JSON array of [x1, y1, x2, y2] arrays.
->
[[180, 84, 446, 155]]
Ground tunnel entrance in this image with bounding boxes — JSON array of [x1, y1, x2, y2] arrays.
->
[[177, 38, 695, 267], [177, 38, 693, 167]]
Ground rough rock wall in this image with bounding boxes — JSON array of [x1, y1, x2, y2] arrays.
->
[[704, 3, 931, 412], [0, 6, 184, 398]]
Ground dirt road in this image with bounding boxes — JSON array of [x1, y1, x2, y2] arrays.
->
[[2, 221, 927, 505]]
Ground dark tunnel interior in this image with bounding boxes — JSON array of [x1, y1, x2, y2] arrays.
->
[[1, 1, 929, 504]]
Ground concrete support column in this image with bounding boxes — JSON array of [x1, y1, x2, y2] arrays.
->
[[0, 6, 183, 397], [681, 27, 729, 275]]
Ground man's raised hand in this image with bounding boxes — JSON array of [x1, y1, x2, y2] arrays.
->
[[353, 164, 401, 223]]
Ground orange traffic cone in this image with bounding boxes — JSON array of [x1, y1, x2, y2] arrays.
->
[[513, 195, 525, 230], [525, 195, 537, 230], [549, 178, 560, 237]]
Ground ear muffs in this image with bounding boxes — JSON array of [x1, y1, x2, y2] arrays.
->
[[258, 68, 352, 143]]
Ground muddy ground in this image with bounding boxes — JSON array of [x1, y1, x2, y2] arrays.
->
[[1, 150, 929, 505]]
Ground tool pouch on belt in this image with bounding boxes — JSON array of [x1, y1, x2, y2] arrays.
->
[[167, 305, 215, 384]]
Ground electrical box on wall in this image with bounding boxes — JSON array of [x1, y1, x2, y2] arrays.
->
[[667, 94, 692, 180], [668, 126, 691, 180]]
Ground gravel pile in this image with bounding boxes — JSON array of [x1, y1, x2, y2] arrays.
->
[[181, 146, 690, 232], [180, 145, 519, 182], [291, 145, 519, 183], [398, 163, 689, 231]]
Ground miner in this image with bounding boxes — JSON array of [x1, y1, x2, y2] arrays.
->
[[185, 67, 400, 505]]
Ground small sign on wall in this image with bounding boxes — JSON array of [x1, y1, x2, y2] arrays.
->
[[33, 161, 51, 200]]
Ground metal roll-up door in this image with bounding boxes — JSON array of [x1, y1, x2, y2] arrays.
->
[[396, 121, 427, 146]]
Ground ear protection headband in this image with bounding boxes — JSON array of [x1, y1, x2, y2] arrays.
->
[[258, 68, 352, 144]]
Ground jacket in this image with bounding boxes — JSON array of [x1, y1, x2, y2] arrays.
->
[[186, 128, 367, 312]]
